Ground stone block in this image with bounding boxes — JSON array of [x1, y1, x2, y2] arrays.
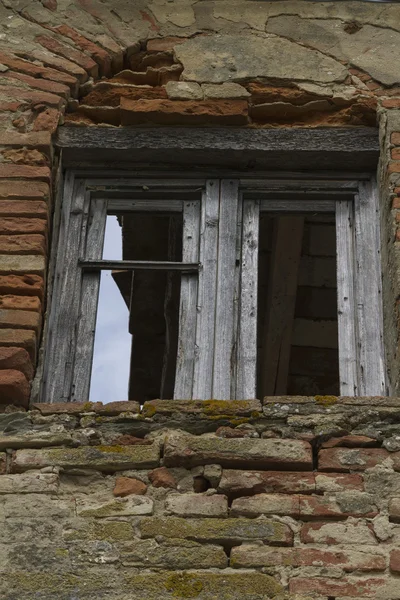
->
[[301, 521, 377, 545], [0, 493, 74, 518], [140, 516, 293, 545], [319, 448, 395, 472], [314, 473, 364, 493], [0, 472, 58, 494], [289, 576, 386, 597], [164, 432, 313, 470], [76, 495, 153, 517], [165, 81, 203, 100], [12, 444, 160, 473], [0, 429, 73, 450], [231, 545, 386, 571], [388, 497, 400, 520], [121, 539, 227, 569], [0, 452, 5, 474], [148, 466, 177, 489], [231, 494, 300, 518], [202, 83, 250, 99], [165, 493, 228, 518], [218, 470, 316, 496], [113, 476, 147, 497], [143, 399, 261, 417]]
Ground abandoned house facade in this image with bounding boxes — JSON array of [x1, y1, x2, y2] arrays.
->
[[1, 0, 400, 598]]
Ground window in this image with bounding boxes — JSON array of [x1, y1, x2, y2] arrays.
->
[[42, 170, 386, 403]]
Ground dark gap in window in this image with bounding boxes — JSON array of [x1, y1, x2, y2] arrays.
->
[[256, 212, 339, 398]]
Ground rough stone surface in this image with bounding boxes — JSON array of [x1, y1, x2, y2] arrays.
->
[[165, 493, 228, 518]]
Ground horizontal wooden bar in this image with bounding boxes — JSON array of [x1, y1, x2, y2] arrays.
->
[[107, 199, 183, 213], [259, 200, 336, 212], [79, 259, 200, 272]]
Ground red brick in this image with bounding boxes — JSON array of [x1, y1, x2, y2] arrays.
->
[[0, 131, 51, 152], [0, 218, 47, 235], [382, 98, 400, 108], [392, 132, 400, 145], [36, 34, 99, 78], [318, 447, 392, 471], [0, 165, 50, 182], [0, 275, 44, 299], [1, 71, 70, 99], [390, 549, 400, 573], [0, 369, 30, 407], [113, 476, 147, 497], [289, 576, 386, 597], [29, 48, 88, 83], [0, 346, 33, 380], [0, 234, 46, 256], [321, 435, 378, 448], [314, 472, 364, 492], [300, 521, 376, 545], [0, 51, 77, 90], [147, 37, 187, 53], [148, 466, 177, 489], [231, 494, 300, 518], [2, 149, 48, 166], [0, 309, 40, 333], [33, 108, 61, 133], [392, 148, 400, 160], [231, 545, 386, 572], [0, 86, 64, 109], [52, 24, 111, 76], [392, 197, 400, 209], [0, 201, 48, 219], [0, 181, 49, 200], [300, 494, 377, 518], [83, 83, 168, 107], [219, 470, 316, 496], [0, 296, 41, 313], [388, 161, 400, 174], [120, 98, 249, 126], [0, 329, 36, 362]]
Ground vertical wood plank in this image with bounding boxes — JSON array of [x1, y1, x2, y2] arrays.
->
[[192, 180, 219, 399], [236, 198, 259, 399], [213, 179, 239, 399], [230, 191, 244, 399], [336, 200, 358, 395], [71, 197, 107, 401], [261, 216, 304, 396], [174, 200, 201, 399], [354, 179, 386, 395]]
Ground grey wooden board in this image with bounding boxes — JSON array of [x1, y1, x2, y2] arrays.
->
[[107, 200, 183, 213], [354, 180, 387, 395], [57, 128, 379, 171], [230, 191, 244, 399], [237, 198, 259, 400], [213, 180, 239, 399], [261, 217, 304, 396], [193, 180, 219, 399], [72, 197, 108, 402], [259, 200, 335, 213], [174, 200, 201, 399], [336, 200, 358, 395], [79, 260, 199, 272]]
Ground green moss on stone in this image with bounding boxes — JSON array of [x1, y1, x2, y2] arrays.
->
[[203, 400, 248, 416], [165, 573, 203, 598], [314, 395, 338, 407], [142, 404, 157, 418]]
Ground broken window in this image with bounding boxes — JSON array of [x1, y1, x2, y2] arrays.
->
[[42, 174, 386, 403]]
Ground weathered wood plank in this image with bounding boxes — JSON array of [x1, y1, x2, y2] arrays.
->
[[79, 260, 199, 272], [261, 217, 304, 396], [72, 198, 108, 402], [174, 200, 201, 399], [107, 199, 183, 213], [213, 180, 239, 399], [354, 180, 387, 395], [237, 198, 259, 400], [336, 200, 358, 395], [193, 180, 219, 399], [259, 200, 335, 213]]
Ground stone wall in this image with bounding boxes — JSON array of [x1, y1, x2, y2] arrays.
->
[[1, 397, 400, 599]]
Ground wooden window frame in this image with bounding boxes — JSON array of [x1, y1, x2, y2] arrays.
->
[[42, 127, 384, 403]]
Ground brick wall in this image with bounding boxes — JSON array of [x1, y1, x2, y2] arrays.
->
[[1, 397, 400, 599]]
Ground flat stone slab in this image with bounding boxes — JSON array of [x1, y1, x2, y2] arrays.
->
[[142, 399, 261, 417], [163, 432, 312, 470], [12, 444, 160, 473], [175, 34, 348, 84], [0, 472, 58, 494], [76, 495, 154, 517]]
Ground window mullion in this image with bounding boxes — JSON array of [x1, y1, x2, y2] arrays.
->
[[336, 199, 358, 396]]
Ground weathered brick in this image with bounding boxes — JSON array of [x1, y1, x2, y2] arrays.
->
[[218, 470, 316, 496], [52, 24, 111, 76], [36, 34, 99, 78], [0, 309, 40, 333], [148, 466, 177, 489], [29, 47, 88, 82], [0, 201, 48, 218], [392, 148, 400, 160], [382, 98, 400, 108], [0, 472, 58, 494], [301, 521, 377, 545], [0, 50, 77, 89], [390, 549, 400, 573], [76, 495, 154, 517], [147, 37, 187, 53], [0, 369, 30, 406], [33, 108, 61, 133], [1, 71, 70, 99], [0, 235, 46, 256], [0, 181, 49, 200], [231, 494, 300, 518], [113, 476, 147, 497], [120, 98, 249, 126], [315, 473, 364, 492], [319, 447, 395, 472], [289, 576, 386, 597], [0, 218, 47, 235], [0, 86, 64, 109], [12, 444, 160, 472], [0, 255, 45, 276], [0, 329, 36, 361], [392, 132, 400, 145], [165, 493, 228, 517], [2, 149, 48, 166], [0, 131, 52, 152], [0, 275, 44, 299], [0, 452, 5, 474], [0, 165, 50, 182], [140, 516, 293, 545], [321, 435, 378, 448], [121, 539, 228, 569], [164, 432, 313, 470], [0, 346, 33, 380], [231, 545, 386, 571], [388, 161, 400, 174]]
